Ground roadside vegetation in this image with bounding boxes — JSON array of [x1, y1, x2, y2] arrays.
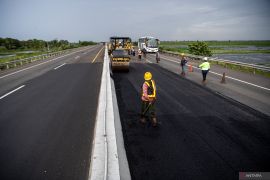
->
[[187, 41, 212, 56], [159, 40, 270, 54], [0, 37, 96, 63], [159, 40, 270, 77]]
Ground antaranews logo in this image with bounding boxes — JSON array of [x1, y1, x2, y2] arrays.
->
[[239, 172, 270, 180]]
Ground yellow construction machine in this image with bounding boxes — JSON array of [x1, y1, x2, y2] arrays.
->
[[109, 37, 132, 71]]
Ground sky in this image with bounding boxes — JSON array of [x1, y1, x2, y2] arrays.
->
[[0, 0, 270, 42]]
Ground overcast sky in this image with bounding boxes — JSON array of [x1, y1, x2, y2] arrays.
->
[[0, 0, 270, 42]]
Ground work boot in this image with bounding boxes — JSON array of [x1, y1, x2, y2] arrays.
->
[[140, 117, 146, 124], [151, 117, 157, 127]]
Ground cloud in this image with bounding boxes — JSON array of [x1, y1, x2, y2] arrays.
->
[[0, 0, 269, 41]]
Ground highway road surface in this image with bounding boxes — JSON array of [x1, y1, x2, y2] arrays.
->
[[0, 45, 104, 180], [1, 45, 269, 180], [113, 56, 270, 180]]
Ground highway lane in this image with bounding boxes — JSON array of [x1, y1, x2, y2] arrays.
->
[[0, 46, 104, 180], [113, 57, 270, 180], [0, 44, 103, 96], [145, 53, 270, 116]]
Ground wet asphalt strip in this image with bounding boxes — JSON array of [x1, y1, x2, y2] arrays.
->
[[113, 62, 270, 180]]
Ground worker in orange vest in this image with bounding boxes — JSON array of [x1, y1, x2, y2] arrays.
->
[[140, 72, 157, 127]]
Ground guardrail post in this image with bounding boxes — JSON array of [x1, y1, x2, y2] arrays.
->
[[6, 64, 9, 69]]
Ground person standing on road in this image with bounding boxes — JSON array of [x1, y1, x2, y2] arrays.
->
[[156, 51, 160, 63], [143, 50, 147, 59], [138, 49, 142, 60], [180, 53, 188, 76], [199, 57, 210, 83], [140, 72, 157, 127]]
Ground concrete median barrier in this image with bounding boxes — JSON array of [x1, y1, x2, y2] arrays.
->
[[89, 44, 130, 180]]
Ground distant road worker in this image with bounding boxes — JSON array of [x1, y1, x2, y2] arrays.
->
[[180, 53, 188, 76], [132, 47, 135, 56], [199, 57, 210, 83], [138, 49, 142, 60], [141, 72, 157, 127], [143, 50, 146, 59], [156, 51, 160, 63]]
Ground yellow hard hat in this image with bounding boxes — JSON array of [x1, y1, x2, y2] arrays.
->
[[180, 53, 185, 56], [144, 72, 152, 81]]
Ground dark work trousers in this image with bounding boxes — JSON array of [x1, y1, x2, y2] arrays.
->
[[181, 65, 186, 75], [202, 70, 209, 81], [141, 100, 156, 119]]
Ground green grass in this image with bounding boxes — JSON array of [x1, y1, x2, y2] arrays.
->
[[208, 60, 270, 78], [159, 46, 189, 53], [161, 40, 270, 47], [0, 51, 45, 63], [159, 42, 270, 77], [160, 40, 270, 54], [212, 49, 270, 54]]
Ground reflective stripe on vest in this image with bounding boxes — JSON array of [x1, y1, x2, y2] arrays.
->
[[145, 80, 156, 98]]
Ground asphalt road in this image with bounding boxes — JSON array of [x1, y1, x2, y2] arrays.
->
[[145, 53, 270, 116], [0, 45, 104, 180], [113, 57, 270, 180]]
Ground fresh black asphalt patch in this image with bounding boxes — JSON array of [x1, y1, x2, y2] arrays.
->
[[113, 62, 270, 180]]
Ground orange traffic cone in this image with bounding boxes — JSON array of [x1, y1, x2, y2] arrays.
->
[[188, 65, 193, 72]]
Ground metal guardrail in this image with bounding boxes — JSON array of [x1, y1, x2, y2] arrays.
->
[[160, 50, 270, 73], [0, 49, 74, 70]]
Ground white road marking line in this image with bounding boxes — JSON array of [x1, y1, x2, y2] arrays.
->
[[75, 56, 80, 59], [209, 71, 270, 91], [92, 46, 104, 63], [158, 55, 270, 91], [146, 59, 153, 63], [0, 47, 91, 79], [0, 85, 25, 100], [54, 63, 66, 70]]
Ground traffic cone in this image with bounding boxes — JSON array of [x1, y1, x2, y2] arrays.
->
[[221, 72, 226, 83], [188, 65, 193, 72]]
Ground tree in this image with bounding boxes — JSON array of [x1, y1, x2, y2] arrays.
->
[[4, 38, 21, 50], [188, 41, 212, 56], [79, 41, 96, 46]]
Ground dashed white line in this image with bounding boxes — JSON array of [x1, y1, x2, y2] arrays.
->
[[54, 63, 66, 70], [0, 85, 25, 100], [0, 47, 91, 79], [146, 59, 153, 64]]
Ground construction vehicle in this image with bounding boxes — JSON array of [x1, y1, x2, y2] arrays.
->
[[108, 37, 132, 54], [109, 37, 132, 71], [110, 48, 130, 71]]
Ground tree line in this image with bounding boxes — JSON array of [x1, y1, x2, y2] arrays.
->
[[0, 37, 96, 51]]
